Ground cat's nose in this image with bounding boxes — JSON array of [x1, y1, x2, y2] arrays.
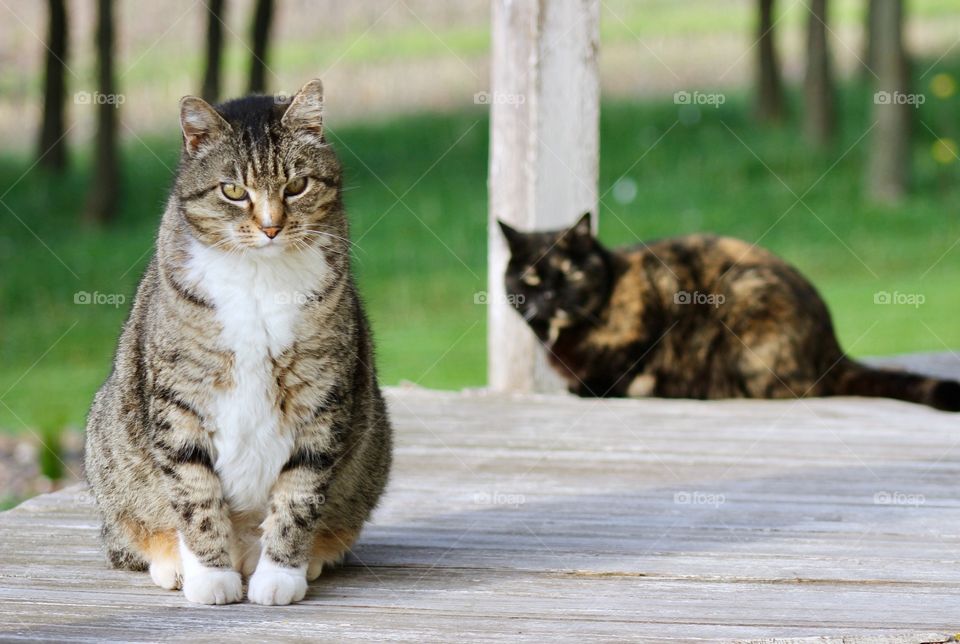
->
[[260, 225, 283, 239]]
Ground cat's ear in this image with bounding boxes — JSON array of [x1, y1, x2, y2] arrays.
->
[[498, 219, 526, 254], [571, 211, 593, 237], [282, 79, 325, 138], [179, 96, 231, 156]]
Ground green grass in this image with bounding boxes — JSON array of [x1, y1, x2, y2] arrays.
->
[[2, 64, 960, 434]]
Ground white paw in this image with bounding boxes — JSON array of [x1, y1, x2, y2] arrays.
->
[[178, 533, 242, 605], [248, 558, 308, 606], [149, 559, 181, 590], [182, 568, 243, 605]]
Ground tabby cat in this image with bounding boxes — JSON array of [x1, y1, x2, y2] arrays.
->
[[500, 213, 960, 411], [84, 80, 392, 606]]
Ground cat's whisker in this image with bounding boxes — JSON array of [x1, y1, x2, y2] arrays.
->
[[294, 236, 353, 267], [297, 229, 364, 252], [298, 237, 350, 258], [295, 227, 359, 245]]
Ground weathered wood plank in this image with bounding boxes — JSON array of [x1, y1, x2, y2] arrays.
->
[[1, 353, 959, 641], [487, 0, 601, 393]]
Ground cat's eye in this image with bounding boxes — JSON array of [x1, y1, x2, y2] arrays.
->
[[221, 183, 248, 201], [284, 176, 308, 197], [522, 272, 541, 286]]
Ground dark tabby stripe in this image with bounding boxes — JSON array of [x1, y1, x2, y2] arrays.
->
[[163, 270, 213, 309], [179, 184, 219, 203], [281, 448, 334, 473], [171, 443, 214, 469], [154, 385, 205, 421]]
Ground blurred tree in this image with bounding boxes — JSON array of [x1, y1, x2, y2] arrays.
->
[[804, 0, 836, 146], [867, 0, 910, 203], [248, 0, 274, 94], [755, 0, 785, 123], [201, 0, 226, 102], [863, 0, 879, 77], [83, 0, 119, 223], [38, 0, 69, 170]]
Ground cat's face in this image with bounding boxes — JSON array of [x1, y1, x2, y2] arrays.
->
[[500, 213, 611, 340], [174, 79, 342, 255]]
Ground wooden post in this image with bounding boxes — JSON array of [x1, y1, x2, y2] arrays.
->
[[487, 0, 600, 393]]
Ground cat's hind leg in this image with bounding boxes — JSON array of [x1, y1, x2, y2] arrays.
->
[[101, 521, 149, 572], [141, 530, 183, 590], [129, 524, 182, 590], [733, 335, 817, 400], [307, 528, 359, 581], [107, 519, 182, 590]]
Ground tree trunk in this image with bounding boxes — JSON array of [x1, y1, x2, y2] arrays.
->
[[38, 0, 68, 171], [201, 0, 226, 102], [804, 0, 836, 146], [83, 0, 119, 224], [247, 0, 274, 94], [863, 0, 879, 78], [755, 0, 785, 123], [867, 0, 910, 203]]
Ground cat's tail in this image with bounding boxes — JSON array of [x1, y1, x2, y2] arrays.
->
[[832, 358, 960, 411]]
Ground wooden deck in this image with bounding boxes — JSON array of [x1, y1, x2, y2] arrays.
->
[[2, 354, 960, 642]]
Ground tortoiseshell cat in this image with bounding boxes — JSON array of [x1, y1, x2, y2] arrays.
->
[[85, 80, 392, 605], [500, 213, 960, 411]]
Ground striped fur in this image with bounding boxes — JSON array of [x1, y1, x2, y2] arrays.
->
[[84, 80, 392, 606]]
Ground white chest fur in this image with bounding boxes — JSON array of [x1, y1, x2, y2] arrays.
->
[[185, 240, 331, 513]]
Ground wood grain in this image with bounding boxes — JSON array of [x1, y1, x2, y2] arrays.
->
[[2, 353, 960, 642], [486, 0, 601, 394]]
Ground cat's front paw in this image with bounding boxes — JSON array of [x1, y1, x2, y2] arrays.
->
[[182, 568, 243, 605], [247, 559, 307, 605]]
